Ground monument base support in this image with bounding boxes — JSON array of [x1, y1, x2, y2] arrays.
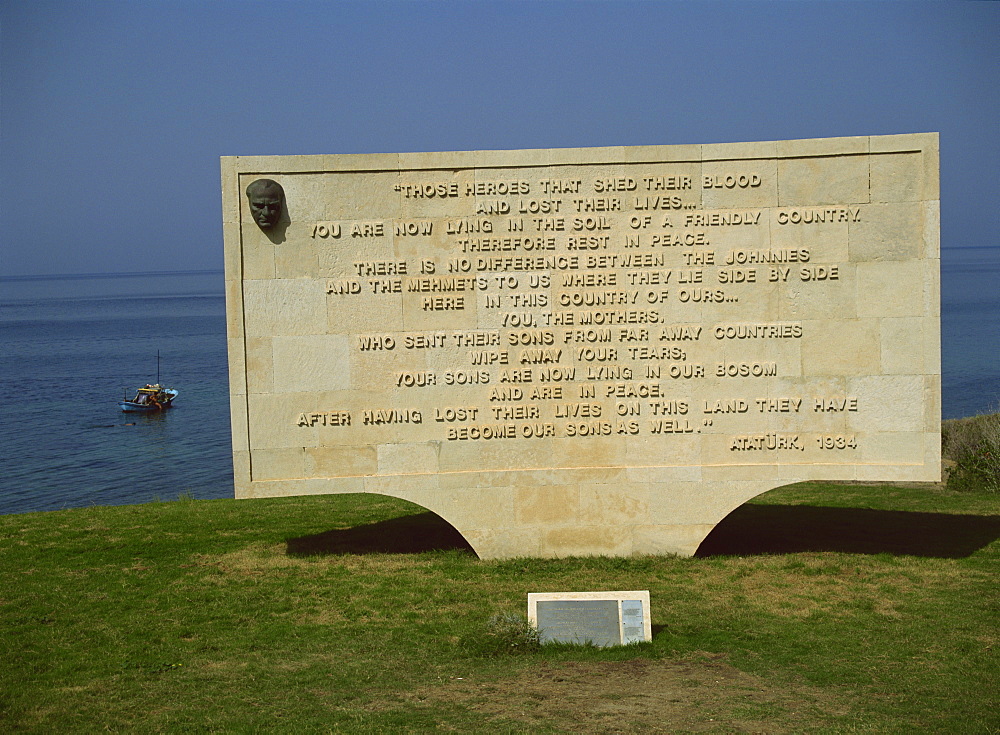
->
[[397, 479, 778, 559], [239, 476, 799, 559]]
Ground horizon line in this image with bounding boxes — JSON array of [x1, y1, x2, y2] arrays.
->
[[0, 269, 226, 283]]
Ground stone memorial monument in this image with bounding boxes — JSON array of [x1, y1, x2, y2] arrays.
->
[[221, 134, 940, 558]]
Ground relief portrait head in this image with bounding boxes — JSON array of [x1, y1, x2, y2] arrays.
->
[[245, 179, 285, 229]]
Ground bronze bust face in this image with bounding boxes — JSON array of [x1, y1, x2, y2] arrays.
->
[[246, 179, 284, 229]]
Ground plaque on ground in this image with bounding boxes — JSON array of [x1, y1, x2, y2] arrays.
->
[[221, 135, 940, 559], [528, 591, 652, 646]]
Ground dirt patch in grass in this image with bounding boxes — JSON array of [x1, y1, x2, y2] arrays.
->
[[392, 653, 852, 733]]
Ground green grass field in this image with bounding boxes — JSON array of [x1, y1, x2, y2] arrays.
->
[[1, 482, 997, 733]]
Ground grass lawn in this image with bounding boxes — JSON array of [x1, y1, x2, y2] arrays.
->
[[1, 482, 997, 733]]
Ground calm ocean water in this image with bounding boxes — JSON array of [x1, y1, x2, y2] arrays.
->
[[0, 272, 232, 515], [1, 250, 998, 515], [940, 247, 1000, 419]]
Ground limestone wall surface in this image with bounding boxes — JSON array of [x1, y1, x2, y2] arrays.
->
[[221, 135, 940, 558]]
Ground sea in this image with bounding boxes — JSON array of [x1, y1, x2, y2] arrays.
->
[[1, 248, 998, 516], [0, 272, 232, 515]]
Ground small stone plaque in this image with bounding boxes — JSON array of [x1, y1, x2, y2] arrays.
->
[[529, 591, 652, 647], [536, 600, 621, 646]]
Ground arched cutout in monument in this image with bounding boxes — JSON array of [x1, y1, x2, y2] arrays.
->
[[695, 484, 1000, 558], [284, 494, 477, 557], [694, 483, 805, 557]]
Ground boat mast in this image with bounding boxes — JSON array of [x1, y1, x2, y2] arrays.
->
[[157, 350, 160, 385]]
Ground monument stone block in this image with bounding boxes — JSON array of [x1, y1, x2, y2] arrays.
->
[[221, 135, 940, 558]]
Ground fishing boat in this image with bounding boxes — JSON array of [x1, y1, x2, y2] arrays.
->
[[118, 384, 178, 412], [118, 352, 178, 412]]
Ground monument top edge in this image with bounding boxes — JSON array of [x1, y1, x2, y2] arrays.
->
[[221, 133, 939, 174]]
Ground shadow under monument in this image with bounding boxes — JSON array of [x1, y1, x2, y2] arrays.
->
[[284, 503, 999, 560], [696, 504, 1000, 559], [286, 511, 477, 557]]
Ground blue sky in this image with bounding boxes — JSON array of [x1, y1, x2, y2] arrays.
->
[[2, 0, 997, 277]]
